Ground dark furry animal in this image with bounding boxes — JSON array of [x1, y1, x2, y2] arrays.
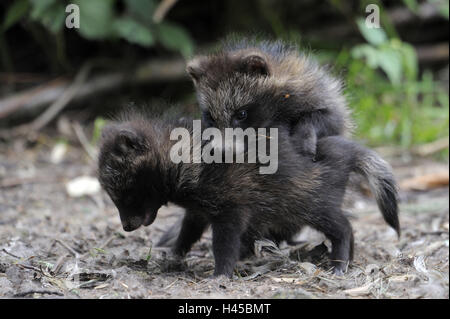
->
[[98, 112, 399, 277], [186, 37, 353, 158]]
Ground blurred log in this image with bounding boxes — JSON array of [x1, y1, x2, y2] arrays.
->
[[412, 137, 449, 157], [30, 63, 92, 131], [388, 2, 446, 25], [0, 58, 188, 121], [400, 171, 449, 191], [374, 137, 449, 158], [416, 43, 450, 63], [0, 78, 69, 119]]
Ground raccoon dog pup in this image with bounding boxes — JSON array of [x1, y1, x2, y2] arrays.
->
[[98, 111, 399, 277], [186, 37, 353, 158]]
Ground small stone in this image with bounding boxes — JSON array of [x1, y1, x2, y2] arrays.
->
[[66, 176, 100, 197]]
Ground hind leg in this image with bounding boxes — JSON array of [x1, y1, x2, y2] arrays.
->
[[308, 209, 354, 275], [239, 232, 256, 260]]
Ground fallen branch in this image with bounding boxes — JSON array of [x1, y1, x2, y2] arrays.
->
[[30, 63, 92, 131], [0, 58, 187, 122], [2, 248, 21, 259], [400, 171, 449, 191], [51, 254, 69, 275], [55, 239, 80, 257], [0, 78, 68, 119], [374, 137, 449, 158], [412, 137, 449, 157], [16, 263, 41, 272]]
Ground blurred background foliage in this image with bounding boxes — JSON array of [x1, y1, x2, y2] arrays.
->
[[0, 0, 448, 158]]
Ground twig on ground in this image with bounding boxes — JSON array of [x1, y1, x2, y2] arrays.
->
[[55, 239, 79, 257], [51, 254, 70, 275], [1, 248, 21, 259], [16, 263, 41, 272], [98, 236, 116, 250], [164, 278, 179, 289], [39, 264, 54, 278]]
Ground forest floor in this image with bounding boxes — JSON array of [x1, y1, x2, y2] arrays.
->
[[0, 137, 448, 299]]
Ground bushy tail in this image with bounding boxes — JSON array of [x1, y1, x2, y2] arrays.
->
[[353, 146, 400, 236]]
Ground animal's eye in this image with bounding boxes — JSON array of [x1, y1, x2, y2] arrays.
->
[[236, 110, 247, 121]]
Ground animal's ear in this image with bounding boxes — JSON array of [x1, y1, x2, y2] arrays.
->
[[101, 124, 118, 139], [239, 54, 270, 77], [114, 129, 146, 156], [186, 57, 206, 83]]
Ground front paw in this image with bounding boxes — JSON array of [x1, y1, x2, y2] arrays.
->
[[296, 143, 317, 159], [300, 149, 317, 161], [172, 246, 188, 258]]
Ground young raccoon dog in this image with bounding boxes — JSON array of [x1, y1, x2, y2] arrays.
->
[[186, 38, 352, 159], [98, 112, 399, 277]]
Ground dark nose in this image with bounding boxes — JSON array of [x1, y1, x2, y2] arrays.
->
[[122, 223, 137, 232], [119, 214, 143, 232]]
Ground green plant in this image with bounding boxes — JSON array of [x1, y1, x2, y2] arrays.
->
[[352, 18, 418, 85], [91, 117, 106, 146], [330, 24, 449, 155], [2, 0, 194, 57]]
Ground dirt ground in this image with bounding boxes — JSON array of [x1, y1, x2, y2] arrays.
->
[[0, 137, 448, 299]]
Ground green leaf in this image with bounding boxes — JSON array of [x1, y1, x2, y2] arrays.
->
[[124, 0, 156, 24], [91, 117, 106, 145], [113, 17, 154, 47], [156, 22, 194, 58], [356, 18, 387, 46], [73, 0, 115, 39], [30, 0, 65, 34], [3, 0, 30, 31], [402, 0, 419, 13], [400, 43, 418, 81], [351, 44, 379, 68], [378, 47, 403, 85], [29, 0, 57, 14]]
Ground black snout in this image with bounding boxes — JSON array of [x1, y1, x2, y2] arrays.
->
[[122, 223, 138, 232], [119, 210, 144, 232]]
